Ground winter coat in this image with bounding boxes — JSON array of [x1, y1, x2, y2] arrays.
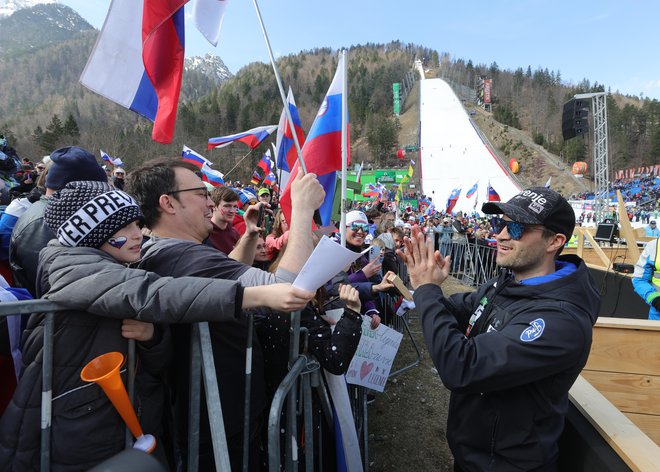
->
[[136, 236, 295, 467], [0, 242, 245, 471], [8, 198, 50, 295], [414, 255, 599, 471]]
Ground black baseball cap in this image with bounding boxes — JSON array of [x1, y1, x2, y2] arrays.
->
[[482, 187, 575, 238]]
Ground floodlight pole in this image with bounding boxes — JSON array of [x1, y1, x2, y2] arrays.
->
[[574, 92, 610, 222]]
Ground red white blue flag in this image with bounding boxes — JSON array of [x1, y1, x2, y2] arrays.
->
[[81, 0, 187, 144], [199, 163, 225, 187], [274, 87, 306, 173], [465, 181, 478, 198], [446, 187, 462, 214], [100, 149, 123, 167], [182, 145, 213, 168], [263, 171, 277, 186], [487, 181, 501, 202], [280, 54, 348, 226], [207, 125, 277, 150], [257, 151, 274, 174]]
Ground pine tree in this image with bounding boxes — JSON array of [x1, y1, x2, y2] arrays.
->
[[63, 114, 80, 141]]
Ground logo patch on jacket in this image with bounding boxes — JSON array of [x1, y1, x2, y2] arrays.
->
[[520, 318, 545, 342]]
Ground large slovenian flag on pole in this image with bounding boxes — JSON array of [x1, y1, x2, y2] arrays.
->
[[280, 55, 348, 227], [274, 87, 306, 173], [80, 0, 187, 144], [207, 125, 277, 150]]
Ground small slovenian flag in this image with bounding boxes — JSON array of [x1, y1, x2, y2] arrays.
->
[[446, 187, 462, 214], [257, 150, 274, 174], [207, 125, 278, 150], [199, 163, 224, 187], [100, 149, 123, 167], [487, 181, 501, 202], [263, 171, 277, 186], [466, 181, 478, 198], [182, 145, 213, 168]]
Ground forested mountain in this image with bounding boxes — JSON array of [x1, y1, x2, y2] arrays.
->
[[1, 2, 658, 185]]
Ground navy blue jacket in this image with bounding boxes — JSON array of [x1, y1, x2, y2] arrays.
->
[[414, 255, 599, 471]]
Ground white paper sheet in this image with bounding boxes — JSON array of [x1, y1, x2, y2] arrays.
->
[[292, 235, 369, 292]]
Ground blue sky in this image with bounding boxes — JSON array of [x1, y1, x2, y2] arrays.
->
[[60, 0, 660, 99]]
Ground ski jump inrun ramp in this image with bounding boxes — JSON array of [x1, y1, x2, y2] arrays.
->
[[418, 78, 520, 215]]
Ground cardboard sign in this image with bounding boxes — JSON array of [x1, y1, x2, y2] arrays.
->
[[346, 317, 403, 392]]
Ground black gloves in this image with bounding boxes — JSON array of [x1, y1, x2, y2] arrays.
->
[[652, 297, 660, 311]]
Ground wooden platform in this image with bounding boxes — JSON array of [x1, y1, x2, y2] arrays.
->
[[570, 317, 660, 471]]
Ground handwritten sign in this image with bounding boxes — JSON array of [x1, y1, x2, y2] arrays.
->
[[345, 317, 403, 392]]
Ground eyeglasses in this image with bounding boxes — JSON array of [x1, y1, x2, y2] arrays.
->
[[349, 222, 369, 233], [167, 186, 210, 198], [494, 220, 547, 240]]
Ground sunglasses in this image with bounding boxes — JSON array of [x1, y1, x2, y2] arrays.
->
[[349, 222, 369, 233], [494, 220, 547, 241]]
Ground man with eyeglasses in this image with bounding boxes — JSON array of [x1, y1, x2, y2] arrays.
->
[[400, 187, 599, 472], [125, 157, 323, 471]]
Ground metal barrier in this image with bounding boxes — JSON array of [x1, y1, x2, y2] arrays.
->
[[1, 260, 421, 472], [447, 240, 499, 287], [0, 301, 231, 472]]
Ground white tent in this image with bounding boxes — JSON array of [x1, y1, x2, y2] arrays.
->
[[419, 79, 520, 215]]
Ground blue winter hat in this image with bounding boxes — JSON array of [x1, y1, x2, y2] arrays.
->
[[45, 146, 107, 191]]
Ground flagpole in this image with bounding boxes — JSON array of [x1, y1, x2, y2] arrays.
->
[[224, 149, 255, 178], [340, 50, 348, 247], [251, 0, 307, 175]]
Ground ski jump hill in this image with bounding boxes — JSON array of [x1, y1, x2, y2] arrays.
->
[[418, 78, 521, 215]]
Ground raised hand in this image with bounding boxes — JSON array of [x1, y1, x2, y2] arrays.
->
[[397, 231, 450, 290], [339, 283, 361, 313]]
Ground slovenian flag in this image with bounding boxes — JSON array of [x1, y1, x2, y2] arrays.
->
[[279, 54, 348, 227], [274, 87, 306, 173], [446, 187, 462, 214], [362, 183, 383, 198], [487, 181, 501, 202], [263, 171, 277, 186], [100, 149, 123, 167], [182, 145, 213, 168], [257, 151, 274, 174], [207, 125, 278, 150], [199, 163, 224, 187], [466, 181, 478, 198], [80, 0, 187, 144]]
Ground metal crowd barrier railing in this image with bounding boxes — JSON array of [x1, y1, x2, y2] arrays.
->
[[0, 301, 231, 472], [447, 240, 499, 287], [1, 259, 421, 472]]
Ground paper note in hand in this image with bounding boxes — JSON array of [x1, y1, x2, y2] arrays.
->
[[293, 236, 369, 292]]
